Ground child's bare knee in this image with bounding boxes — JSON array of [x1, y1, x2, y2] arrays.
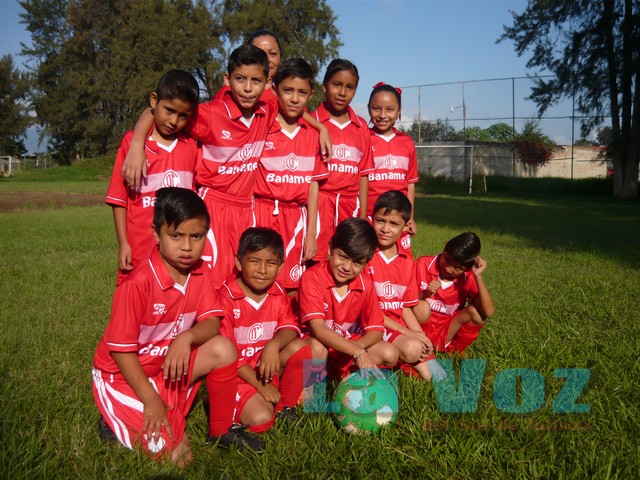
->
[[400, 338, 422, 364], [203, 335, 236, 365]]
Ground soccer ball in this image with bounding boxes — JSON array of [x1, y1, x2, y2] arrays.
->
[[332, 371, 398, 434]]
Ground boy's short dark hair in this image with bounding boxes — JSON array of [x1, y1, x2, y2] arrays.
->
[[273, 58, 315, 90], [153, 187, 210, 231], [247, 28, 283, 56], [372, 190, 412, 223], [330, 218, 377, 263], [444, 232, 481, 267], [227, 44, 269, 80], [237, 227, 285, 263], [155, 70, 200, 107]]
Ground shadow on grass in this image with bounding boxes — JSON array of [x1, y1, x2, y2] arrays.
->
[[415, 194, 640, 268]]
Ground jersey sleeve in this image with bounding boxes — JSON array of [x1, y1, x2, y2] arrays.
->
[[186, 101, 214, 144], [359, 128, 375, 176], [465, 273, 480, 302], [407, 139, 419, 184], [298, 270, 326, 324], [415, 256, 433, 295], [360, 281, 385, 332], [103, 280, 147, 353], [196, 273, 224, 322], [105, 133, 132, 208], [402, 262, 420, 308], [274, 295, 301, 335]]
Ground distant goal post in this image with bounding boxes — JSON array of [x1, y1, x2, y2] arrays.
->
[[415, 144, 487, 194]]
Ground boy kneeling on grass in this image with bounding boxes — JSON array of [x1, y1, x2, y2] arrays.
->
[[92, 188, 262, 468], [218, 227, 312, 432], [415, 231, 495, 353], [298, 218, 399, 380]]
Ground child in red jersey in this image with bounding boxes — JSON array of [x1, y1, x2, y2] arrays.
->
[[106, 70, 199, 285], [366, 82, 419, 245], [298, 218, 399, 379], [92, 189, 263, 468], [368, 191, 445, 381], [311, 59, 375, 262], [121, 46, 330, 288], [219, 228, 312, 432], [415, 232, 495, 353], [254, 59, 328, 291]]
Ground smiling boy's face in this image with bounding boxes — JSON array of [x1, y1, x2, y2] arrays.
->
[[372, 208, 407, 250], [234, 247, 283, 297], [224, 64, 267, 118], [275, 76, 313, 122], [328, 247, 367, 287]]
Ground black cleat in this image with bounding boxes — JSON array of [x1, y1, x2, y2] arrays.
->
[[97, 416, 118, 443], [206, 424, 265, 452], [276, 406, 299, 426]]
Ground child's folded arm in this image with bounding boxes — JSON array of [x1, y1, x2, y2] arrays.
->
[[121, 108, 154, 189]]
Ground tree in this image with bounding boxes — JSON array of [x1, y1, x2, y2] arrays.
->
[[0, 55, 31, 156], [596, 126, 613, 146], [402, 119, 458, 143], [500, 0, 640, 198], [205, 0, 341, 106], [511, 120, 555, 167]]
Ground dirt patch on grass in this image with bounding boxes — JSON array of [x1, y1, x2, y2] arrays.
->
[[0, 192, 104, 212]]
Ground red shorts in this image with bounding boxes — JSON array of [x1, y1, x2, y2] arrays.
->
[[314, 192, 360, 261], [254, 198, 307, 289], [232, 375, 280, 423], [198, 188, 255, 288], [92, 350, 200, 458], [422, 314, 484, 353]]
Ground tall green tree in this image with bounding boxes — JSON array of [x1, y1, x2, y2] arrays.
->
[[402, 119, 458, 143], [500, 0, 640, 198], [0, 55, 31, 156]]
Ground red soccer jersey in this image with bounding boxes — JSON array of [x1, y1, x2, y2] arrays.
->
[[187, 86, 278, 198], [366, 241, 419, 327], [415, 255, 479, 320], [298, 261, 384, 338], [93, 247, 223, 378], [312, 103, 374, 196], [218, 277, 300, 369], [367, 128, 419, 215], [253, 117, 328, 205], [106, 130, 198, 279]]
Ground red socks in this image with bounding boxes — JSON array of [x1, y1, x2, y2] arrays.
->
[[276, 345, 312, 411], [206, 360, 238, 437]]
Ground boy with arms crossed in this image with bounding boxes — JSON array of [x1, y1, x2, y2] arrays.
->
[[123, 46, 330, 288], [219, 228, 312, 432], [106, 70, 199, 284], [368, 190, 445, 381], [298, 218, 399, 379], [253, 59, 328, 291], [92, 188, 262, 468], [415, 232, 495, 353]]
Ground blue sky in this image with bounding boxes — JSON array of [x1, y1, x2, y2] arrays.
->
[[1, 0, 582, 152]]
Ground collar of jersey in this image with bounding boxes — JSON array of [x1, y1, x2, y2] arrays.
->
[[321, 261, 365, 291], [269, 115, 310, 134], [144, 126, 189, 155], [376, 239, 410, 259], [220, 85, 267, 120], [427, 254, 466, 285], [222, 275, 285, 300], [314, 102, 363, 128], [370, 127, 403, 139], [148, 246, 204, 291]]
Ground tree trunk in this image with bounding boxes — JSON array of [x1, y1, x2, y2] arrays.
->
[[612, 152, 639, 198]]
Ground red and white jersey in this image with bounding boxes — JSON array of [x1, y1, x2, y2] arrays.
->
[[312, 103, 374, 196], [218, 277, 300, 369], [93, 247, 223, 378], [366, 241, 419, 327], [415, 255, 479, 319], [188, 86, 278, 198], [106, 130, 198, 274], [298, 261, 384, 338], [367, 128, 418, 215], [253, 117, 328, 205]]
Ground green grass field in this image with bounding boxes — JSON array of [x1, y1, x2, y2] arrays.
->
[[0, 168, 638, 478]]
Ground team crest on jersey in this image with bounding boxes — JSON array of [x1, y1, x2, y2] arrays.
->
[[333, 144, 351, 161], [153, 304, 166, 315], [162, 170, 180, 188], [233, 309, 241, 320], [401, 235, 411, 249], [238, 143, 253, 162], [380, 281, 395, 299], [384, 154, 397, 169], [247, 323, 264, 343], [430, 300, 448, 314], [290, 264, 302, 282], [221, 130, 232, 140], [265, 141, 275, 151], [170, 314, 185, 339], [285, 153, 299, 172]]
